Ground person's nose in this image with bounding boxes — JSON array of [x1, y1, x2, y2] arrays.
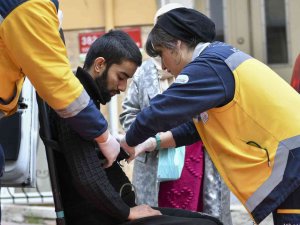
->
[[118, 80, 127, 92], [161, 60, 167, 70]]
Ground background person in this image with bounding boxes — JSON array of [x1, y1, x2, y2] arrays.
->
[[121, 7, 300, 225]]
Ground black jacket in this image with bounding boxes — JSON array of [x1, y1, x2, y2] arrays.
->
[[49, 67, 135, 225]]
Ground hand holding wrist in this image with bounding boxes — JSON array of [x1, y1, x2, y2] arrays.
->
[[94, 130, 109, 143], [120, 135, 135, 161], [135, 137, 157, 156], [96, 131, 120, 168]]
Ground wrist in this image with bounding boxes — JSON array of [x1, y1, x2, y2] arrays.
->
[[95, 130, 109, 143]]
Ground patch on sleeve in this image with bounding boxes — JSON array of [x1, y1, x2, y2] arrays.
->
[[174, 74, 189, 84], [200, 112, 209, 124]]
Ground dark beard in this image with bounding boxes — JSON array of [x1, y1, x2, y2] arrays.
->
[[94, 67, 111, 104]]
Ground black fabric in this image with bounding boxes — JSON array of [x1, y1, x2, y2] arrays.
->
[[50, 111, 132, 224], [50, 67, 132, 224], [251, 147, 300, 223], [0, 112, 21, 160], [273, 180, 300, 225], [156, 8, 215, 43], [0, 144, 4, 177], [122, 207, 222, 225], [0, 0, 58, 19], [76, 67, 105, 105], [0, 0, 27, 19]]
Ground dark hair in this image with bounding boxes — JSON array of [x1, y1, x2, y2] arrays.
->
[[83, 30, 142, 70], [145, 25, 202, 58]]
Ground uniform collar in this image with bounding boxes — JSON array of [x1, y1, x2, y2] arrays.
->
[[192, 42, 211, 60]]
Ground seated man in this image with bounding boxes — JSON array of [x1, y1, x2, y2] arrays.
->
[[49, 30, 222, 225]]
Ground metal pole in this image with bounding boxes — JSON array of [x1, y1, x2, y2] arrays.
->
[[36, 95, 65, 225]]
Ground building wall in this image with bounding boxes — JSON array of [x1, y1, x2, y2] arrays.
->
[[60, 0, 157, 30], [58, 0, 300, 136]]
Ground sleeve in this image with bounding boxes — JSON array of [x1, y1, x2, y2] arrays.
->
[[64, 99, 108, 140], [119, 74, 141, 132], [3, 1, 107, 140], [170, 120, 201, 147], [126, 58, 235, 146]]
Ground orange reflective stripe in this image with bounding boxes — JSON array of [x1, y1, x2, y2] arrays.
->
[[277, 209, 300, 214]]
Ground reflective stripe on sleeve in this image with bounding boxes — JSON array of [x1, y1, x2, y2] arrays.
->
[[55, 89, 90, 118]]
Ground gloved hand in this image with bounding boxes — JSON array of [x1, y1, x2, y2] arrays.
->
[[120, 135, 135, 162], [134, 137, 157, 156], [96, 131, 120, 168]]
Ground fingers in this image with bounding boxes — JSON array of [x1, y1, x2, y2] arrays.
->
[[128, 204, 162, 220]]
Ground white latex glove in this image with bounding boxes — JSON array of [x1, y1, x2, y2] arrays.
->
[[134, 137, 157, 157], [96, 132, 120, 168], [115, 133, 125, 142]]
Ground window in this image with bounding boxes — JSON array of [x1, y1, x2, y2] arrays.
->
[[264, 0, 288, 64], [209, 0, 225, 42]]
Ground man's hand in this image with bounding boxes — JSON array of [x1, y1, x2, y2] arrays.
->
[[128, 205, 161, 220], [95, 131, 120, 168]]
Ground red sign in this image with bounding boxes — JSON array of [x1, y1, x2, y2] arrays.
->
[[78, 31, 105, 54], [122, 27, 142, 48], [78, 28, 142, 54]]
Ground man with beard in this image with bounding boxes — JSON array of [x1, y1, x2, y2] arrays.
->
[[49, 30, 222, 225]]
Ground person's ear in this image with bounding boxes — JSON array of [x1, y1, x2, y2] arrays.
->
[[175, 40, 182, 65], [94, 57, 106, 73], [176, 40, 182, 50], [171, 40, 182, 55]]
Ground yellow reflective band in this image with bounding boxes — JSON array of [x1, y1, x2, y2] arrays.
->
[[277, 209, 300, 214]]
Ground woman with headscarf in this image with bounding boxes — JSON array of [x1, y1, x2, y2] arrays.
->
[[121, 7, 300, 225]]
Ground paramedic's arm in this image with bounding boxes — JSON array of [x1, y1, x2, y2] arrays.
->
[[125, 121, 199, 161], [3, 1, 119, 165], [124, 58, 235, 147]]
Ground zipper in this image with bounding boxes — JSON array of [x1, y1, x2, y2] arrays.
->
[[246, 141, 271, 167]]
